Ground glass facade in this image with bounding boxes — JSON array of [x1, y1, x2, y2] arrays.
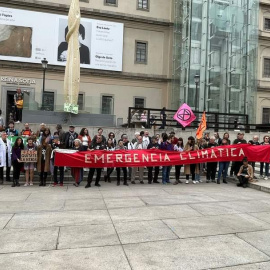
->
[[172, 0, 259, 123]]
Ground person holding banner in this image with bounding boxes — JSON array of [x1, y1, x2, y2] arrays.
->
[[85, 135, 106, 188], [37, 138, 52, 186], [184, 136, 199, 184], [160, 134, 174, 184], [217, 138, 230, 184], [11, 137, 24, 187], [205, 136, 218, 183], [23, 137, 37, 186], [173, 137, 184, 185], [0, 132, 12, 184], [72, 139, 84, 187]]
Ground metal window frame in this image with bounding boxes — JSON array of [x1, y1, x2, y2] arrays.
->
[[264, 17, 270, 31], [135, 40, 148, 64], [133, 96, 146, 108], [137, 0, 150, 11], [101, 94, 114, 115], [104, 0, 118, 7], [78, 91, 85, 111], [263, 57, 270, 78]]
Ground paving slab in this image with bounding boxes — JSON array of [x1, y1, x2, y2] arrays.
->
[[0, 193, 31, 202], [0, 245, 131, 270], [123, 235, 270, 270], [237, 230, 270, 256], [0, 200, 65, 214], [189, 202, 242, 216], [64, 199, 106, 211], [7, 210, 111, 229], [217, 261, 270, 269], [249, 212, 270, 224], [114, 220, 178, 244], [140, 194, 216, 206], [163, 213, 270, 239], [58, 223, 119, 249], [109, 205, 202, 223], [0, 214, 13, 229], [104, 197, 146, 209], [0, 227, 59, 253]]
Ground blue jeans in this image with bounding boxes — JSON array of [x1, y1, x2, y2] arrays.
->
[[162, 166, 171, 183], [217, 162, 229, 180]]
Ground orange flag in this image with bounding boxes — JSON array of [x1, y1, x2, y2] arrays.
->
[[196, 111, 207, 139]]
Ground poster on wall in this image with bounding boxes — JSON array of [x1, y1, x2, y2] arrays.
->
[[0, 7, 124, 71]]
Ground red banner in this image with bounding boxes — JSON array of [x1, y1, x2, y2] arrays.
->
[[54, 144, 270, 168]]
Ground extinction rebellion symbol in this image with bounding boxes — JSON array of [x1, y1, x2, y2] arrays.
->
[[177, 109, 192, 121]]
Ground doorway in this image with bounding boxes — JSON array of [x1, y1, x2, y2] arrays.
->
[[6, 91, 16, 124]]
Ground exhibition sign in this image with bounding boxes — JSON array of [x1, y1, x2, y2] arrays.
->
[[0, 7, 124, 71]]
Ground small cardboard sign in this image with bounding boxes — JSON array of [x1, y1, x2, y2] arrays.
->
[[21, 150, 37, 163], [64, 103, 79, 114]]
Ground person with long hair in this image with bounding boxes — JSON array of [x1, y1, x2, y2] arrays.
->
[[24, 137, 37, 186], [11, 137, 24, 187], [184, 136, 199, 184], [37, 137, 52, 186], [78, 128, 91, 151], [173, 137, 184, 185], [104, 138, 115, 183], [108, 132, 117, 146], [39, 127, 52, 144]]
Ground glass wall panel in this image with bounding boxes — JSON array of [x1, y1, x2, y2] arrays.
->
[[172, 0, 259, 123]]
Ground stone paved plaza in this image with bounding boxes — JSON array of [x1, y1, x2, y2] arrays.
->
[[1, 180, 270, 269]]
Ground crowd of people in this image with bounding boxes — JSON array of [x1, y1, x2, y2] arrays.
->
[[0, 122, 267, 189]]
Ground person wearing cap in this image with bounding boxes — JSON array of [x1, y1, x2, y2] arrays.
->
[[64, 125, 78, 149], [237, 157, 253, 188], [23, 137, 37, 186], [85, 135, 106, 188], [184, 136, 199, 184], [14, 88, 24, 123], [232, 132, 247, 179], [147, 136, 161, 184], [51, 133, 65, 187]]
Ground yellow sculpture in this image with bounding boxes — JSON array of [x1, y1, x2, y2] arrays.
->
[[63, 0, 80, 114]]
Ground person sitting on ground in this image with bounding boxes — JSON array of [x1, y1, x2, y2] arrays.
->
[[6, 122, 18, 136], [237, 157, 253, 188]]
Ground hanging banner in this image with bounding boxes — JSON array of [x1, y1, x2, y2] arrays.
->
[[55, 144, 270, 168], [173, 103, 196, 127]]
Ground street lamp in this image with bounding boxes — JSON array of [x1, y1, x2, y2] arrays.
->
[[194, 74, 200, 111], [41, 58, 48, 110]]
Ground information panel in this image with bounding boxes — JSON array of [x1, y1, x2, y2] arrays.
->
[[0, 7, 124, 71]]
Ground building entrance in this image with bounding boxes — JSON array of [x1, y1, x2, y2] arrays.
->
[[6, 91, 16, 124]]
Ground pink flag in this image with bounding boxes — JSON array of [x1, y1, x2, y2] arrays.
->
[[173, 103, 196, 127]]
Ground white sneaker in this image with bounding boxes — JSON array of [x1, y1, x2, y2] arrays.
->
[[29, 182, 33, 186], [196, 180, 199, 183], [24, 183, 29, 187], [199, 180, 203, 183], [185, 180, 189, 184], [192, 181, 197, 184], [264, 177, 268, 180], [15, 121, 20, 123]]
